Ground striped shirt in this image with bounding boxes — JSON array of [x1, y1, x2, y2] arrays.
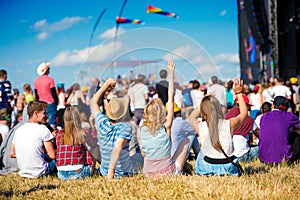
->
[[95, 112, 133, 178]]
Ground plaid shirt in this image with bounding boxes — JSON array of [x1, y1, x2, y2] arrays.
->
[[56, 130, 93, 167]]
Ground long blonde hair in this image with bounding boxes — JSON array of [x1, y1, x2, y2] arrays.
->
[[143, 98, 166, 136], [61, 107, 85, 145], [200, 95, 224, 152]]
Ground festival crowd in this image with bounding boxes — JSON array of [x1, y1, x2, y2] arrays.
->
[[0, 60, 299, 180]]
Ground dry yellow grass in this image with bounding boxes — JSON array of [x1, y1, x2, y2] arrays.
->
[[1, 159, 299, 199]]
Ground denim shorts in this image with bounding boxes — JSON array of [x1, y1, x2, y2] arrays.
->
[[46, 103, 57, 126], [194, 151, 239, 176], [57, 165, 91, 180]]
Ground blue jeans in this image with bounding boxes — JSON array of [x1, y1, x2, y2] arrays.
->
[[238, 146, 259, 162], [58, 165, 91, 180], [46, 103, 57, 126]]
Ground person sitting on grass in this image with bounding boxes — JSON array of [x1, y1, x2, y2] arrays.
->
[[259, 96, 300, 165], [189, 79, 247, 176], [10, 101, 56, 178], [92, 78, 143, 180], [138, 60, 190, 177], [55, 106, 94, 180]]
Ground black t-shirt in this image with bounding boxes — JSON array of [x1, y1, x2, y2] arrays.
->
[[156, 80, 169, 105]]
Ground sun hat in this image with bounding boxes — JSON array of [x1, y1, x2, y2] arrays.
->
[[234, 94, 253, 106], [37, 62, 50, 75], [273, 96, 289, 110], [106, 97, 128, 120], [166, 102, 181, 113]]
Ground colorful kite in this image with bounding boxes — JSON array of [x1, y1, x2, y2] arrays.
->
[[116, 16, 143, 24], [146, 5, 179, 19]]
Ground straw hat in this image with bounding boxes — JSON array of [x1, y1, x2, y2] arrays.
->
[[106, 98, 128, 120], [37, 62, 50, 75]]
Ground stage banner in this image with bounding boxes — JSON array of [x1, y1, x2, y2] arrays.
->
[[238, 0, 261, 84]]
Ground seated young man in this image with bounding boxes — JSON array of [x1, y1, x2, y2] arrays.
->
[[225, 94, 259, 162], [169, 102, 200, 159], [92, 78, 143, 180], [259, 96, 300, 165], [10, 101, 56, 178]]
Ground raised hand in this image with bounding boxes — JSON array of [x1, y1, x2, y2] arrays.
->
[[233, 79, 243, 94]]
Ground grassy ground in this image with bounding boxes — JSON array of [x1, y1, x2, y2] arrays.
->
[[1, 159, 299, 199]]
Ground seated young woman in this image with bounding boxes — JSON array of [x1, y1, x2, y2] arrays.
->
[[138, 60, 190, 177], [55, 107, 94, 180], [189, 79, 247, 176]]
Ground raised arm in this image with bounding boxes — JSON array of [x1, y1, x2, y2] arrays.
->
[[91, 78, 116, 114], [189, 106, 201, 134], [164, 60, 175, 137], [229, 79, 247, 132]]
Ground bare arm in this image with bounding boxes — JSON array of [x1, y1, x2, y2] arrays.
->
[[164, 60, 175, 137], [137, 127, 145, 157], [10, 143, 16, 158], [107, 138, 128, 180], [189, 106, 200, 134], [229, 79, 248, 132], [44, 140, 56, 159], [92, 78, 116, 114]]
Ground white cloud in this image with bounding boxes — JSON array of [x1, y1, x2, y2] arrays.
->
[[37, 32, 48, 40], [31, 17, 86, 41], [99, 27, 125, 39], [162, 44, 192, 61], [213, 53, 239, 63], [51, 41, 122, 66], [220, 10, 227, 17]]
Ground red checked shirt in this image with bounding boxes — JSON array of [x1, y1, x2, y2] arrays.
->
[[56, 130, 93, 167]]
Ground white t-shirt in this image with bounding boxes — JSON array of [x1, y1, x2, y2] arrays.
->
[[248, 93, 261, 110], [12, 122, 53, 178], [191, 89, 204, 109], [271, 85, 291, 98], [207, 84, 226, 106], [128, 83, 149, 109], [0, 124, 9, 141]]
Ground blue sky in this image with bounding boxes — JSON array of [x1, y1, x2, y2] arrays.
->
[[0, 0, 239, 90]]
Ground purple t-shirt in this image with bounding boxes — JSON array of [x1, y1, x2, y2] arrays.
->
[[259, 110, 299, 163]]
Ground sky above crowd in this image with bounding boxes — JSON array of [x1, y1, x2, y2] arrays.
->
[[0, 0, 239, 90]]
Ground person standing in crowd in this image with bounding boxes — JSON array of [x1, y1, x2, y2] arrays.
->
[[10, 89, 19, 128], [67, 83, 86, 114], [207, 76, 227, 114], [92, 78, 143, 180], [0, 70, 13, 125], [248, 85, 263, 119], [262, 81, 274, 103], [156, 69, 169, 105], [56, 82, 66, 128], [34, 62, 58, 129], [259, 96, 300, 165], [139, 60, 190, 177], [10, 101, 56, 178], [190, 79, 247, 176], [128, 74, 149, 126], [55, 107, 94, 180], [190, 80, 204, 110], [23, 83, 35, 104], [225, 80, 235, 110], [182, 81, 193, 119], [271, 77, 291, 99]]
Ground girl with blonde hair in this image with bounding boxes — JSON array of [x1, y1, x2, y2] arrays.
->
[[55, 107, 94, 180], [138, 60, 190, 177], [189, 79, 247, 176]]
